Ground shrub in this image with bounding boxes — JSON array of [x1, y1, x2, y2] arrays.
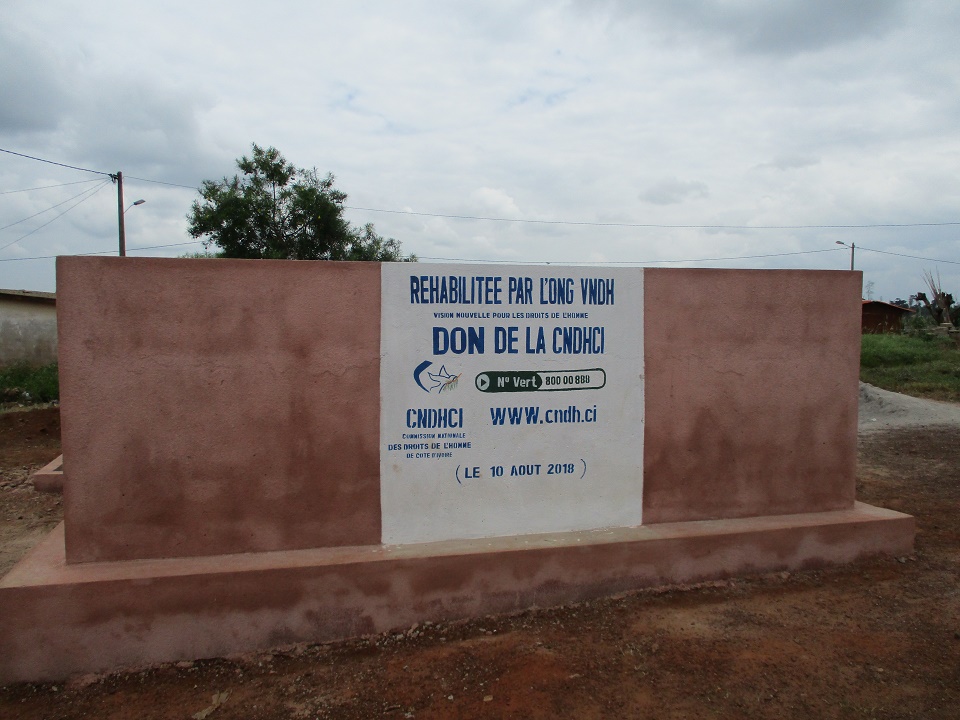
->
[[0, 362, 59, 404]]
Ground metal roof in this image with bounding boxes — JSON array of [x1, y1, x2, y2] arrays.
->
[[0, 289, 56, 303], [861, 300, 915, 313]]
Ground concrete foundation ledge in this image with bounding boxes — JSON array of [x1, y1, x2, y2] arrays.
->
[[30, 454, 63, 494], [0, 502, 913, 684]]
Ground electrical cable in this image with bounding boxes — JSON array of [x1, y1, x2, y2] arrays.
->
[[124, 240, 204, 252], [855, 245, 960, 266], [2, 148, 958, 269], [0, 179, 102, 195], [344, 206, 960, 230], [1, 183, 116, 231], [1, 244, 842, 265], [0, 181, 111, 253], [5, 146, 959, 230], [4, 243, 956, 270], [0, 239, 204, 262], [416, 248, 846, 265], [0, 148, 111, 177], [0, 147, 197, 189], [124, 176, 197, 189]]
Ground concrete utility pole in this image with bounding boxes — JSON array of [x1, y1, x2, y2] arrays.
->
[[113, 171, 126, 256], [835, 241, 855, 270]]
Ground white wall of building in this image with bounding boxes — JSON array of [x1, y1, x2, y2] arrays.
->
[[0, 295, 57, 365]]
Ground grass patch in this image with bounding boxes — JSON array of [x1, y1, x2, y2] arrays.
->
[[860, 333, 960, 402], [0, 362, 59, 404]]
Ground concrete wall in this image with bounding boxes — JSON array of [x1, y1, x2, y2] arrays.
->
[[56, 258, 862, 564], [0, 258, 897, 683], [0, 295, 57, 366], [643, 268, 862, 523], [0, 507, 914, 683], [58, 258, 382, 563]]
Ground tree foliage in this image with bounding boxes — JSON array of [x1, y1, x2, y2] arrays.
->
[[187, 144, 413, 261], [916, 269, 955, 327]]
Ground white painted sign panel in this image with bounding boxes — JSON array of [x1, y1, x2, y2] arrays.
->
[[380, 264, 644, 544]]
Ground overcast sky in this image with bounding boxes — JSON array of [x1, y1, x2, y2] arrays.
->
[[2, 1, 958, 300]]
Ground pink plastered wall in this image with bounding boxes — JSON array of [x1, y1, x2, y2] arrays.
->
[[642, 268, 862, 523], [56, 259, 861, 564], [58, 257, 382, 563]]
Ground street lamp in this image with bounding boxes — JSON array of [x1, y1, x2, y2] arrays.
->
[[835, 241, 855, 271], [114, 177, 146, 257]]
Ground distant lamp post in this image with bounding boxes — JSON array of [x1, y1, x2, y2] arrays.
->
[[835, 240, 855, 271], [116, 187, 146, 257]]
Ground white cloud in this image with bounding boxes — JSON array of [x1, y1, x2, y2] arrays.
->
[[470, 188, 523, 216], [0, 0, 958, 300]]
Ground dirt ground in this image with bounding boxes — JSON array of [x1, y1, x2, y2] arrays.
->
[[1, 407, 959, 719], [0, 407, 62, 577]]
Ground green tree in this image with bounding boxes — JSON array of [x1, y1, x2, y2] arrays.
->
[[187, 144, 413, 261]]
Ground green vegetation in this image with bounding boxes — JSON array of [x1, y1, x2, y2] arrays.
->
[[187, 144, 415, 262], [0, 362, 59, 405], [861, 333, 960, 402]]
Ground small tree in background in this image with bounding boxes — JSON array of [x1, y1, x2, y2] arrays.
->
[[187, 144, 414, 262], [915, 269, 954, 327]]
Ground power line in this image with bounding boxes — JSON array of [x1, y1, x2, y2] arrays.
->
[[345, 205, 960, 230], [129, 240, 202, 252], [1, 182, 115, 231], [0, 243, 838, 265], [125, 175, 196, 190], [0, 181, 112, 253], [0, 179, 102, 195], [417, 247, 846, 265], [0, 239, 203, 262], [5, 146, 959, 230], [857, 245, 960, 266], [0, 148, 111, 177], [1, 242, 955, 271], [1, 147, 197, 189]]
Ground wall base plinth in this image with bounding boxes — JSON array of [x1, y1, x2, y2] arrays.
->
[[30, 454, 63, 494], [0, 503, 913, 684]]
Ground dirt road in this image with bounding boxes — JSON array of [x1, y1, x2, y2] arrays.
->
[[1, 398, 959, 719]]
